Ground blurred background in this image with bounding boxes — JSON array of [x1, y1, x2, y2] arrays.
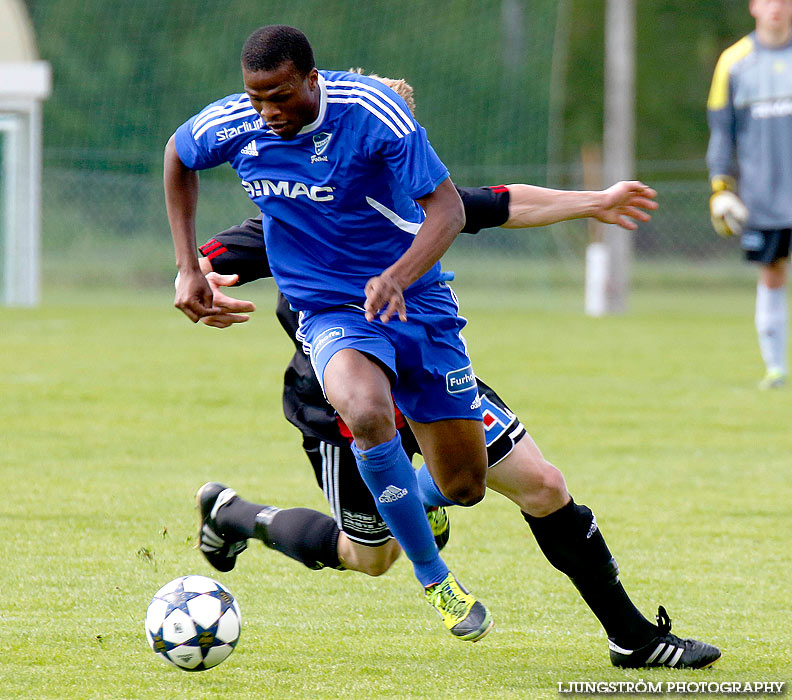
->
[[2, 0, 760, 299]]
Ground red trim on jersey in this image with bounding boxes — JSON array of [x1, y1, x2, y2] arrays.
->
[[336, 401, 406, 442], [205, 246, 228, 261], [489, 185, 509, 193], [199, 239, 223, 255]]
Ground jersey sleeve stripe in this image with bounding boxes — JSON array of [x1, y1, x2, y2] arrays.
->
[[327, 96, 407, 137], [325, 82, 415, 135], [326, 87, 413, 135], [205, 245, 228, 261], [199, 239, 223, 254], [192, 107, 260, 140], [192, 95, 252, 133], [707, 36, 754, 111]]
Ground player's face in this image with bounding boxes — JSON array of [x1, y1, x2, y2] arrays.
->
[[751, 0, 792, 34], [243, 62, 319, 140]]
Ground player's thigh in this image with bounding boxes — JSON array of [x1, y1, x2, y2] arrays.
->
[[485, 434, 570, 517], [407, 417, 488, 505], [300, 309, 397, 442], [323, 348, 391, 407], [759, 257, 789, 288]]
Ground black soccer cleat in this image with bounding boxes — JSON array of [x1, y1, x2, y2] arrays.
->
[[609, 606, 721, 669], [195, 482, 248, 572]]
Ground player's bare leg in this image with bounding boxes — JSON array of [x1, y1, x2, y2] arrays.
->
[[485, 434, 569, 516], [407, 418, 488, 506], [337, 535, 401, 575], [481, 435, 720, 668]]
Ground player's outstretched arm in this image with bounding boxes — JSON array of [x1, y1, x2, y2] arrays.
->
[[501, 181, 657, 230], [164, 134, 222, 322], [502, 181, 657, 231], [364, 177, 464, 323]]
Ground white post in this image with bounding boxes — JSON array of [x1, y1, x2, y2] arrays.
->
[[0, 61, 50, 306], [602, 0, 636, 314]]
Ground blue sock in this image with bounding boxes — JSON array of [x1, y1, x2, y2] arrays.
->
[[351, 434, 449, 587], [416, 464, 460, 507]]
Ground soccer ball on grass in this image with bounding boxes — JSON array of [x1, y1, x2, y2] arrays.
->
[[145, 575, 241, 671]]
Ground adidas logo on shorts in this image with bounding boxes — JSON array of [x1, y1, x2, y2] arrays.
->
[[378, 485, 408, 503]]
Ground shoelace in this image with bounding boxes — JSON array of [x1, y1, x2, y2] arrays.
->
[[655, 606, 672, 637], [427, 582, 468, 619], [655, 605, 697, 655]]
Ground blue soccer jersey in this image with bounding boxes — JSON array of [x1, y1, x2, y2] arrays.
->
[[174, 70, 450, 311]]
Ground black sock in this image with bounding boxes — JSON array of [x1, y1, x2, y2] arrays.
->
[[524, 499, 657, 648], [254, 507, 343, 570], [216, 497, 342, 570], [215, 497, 266, 540]]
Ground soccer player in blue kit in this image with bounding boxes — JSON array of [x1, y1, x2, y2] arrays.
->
[[166, 24, 495, 641], [187, 179, 717, 667], [185, 110, 721, 668]]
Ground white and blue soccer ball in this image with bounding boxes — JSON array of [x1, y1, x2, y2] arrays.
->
[[145, 575, 241, 671]]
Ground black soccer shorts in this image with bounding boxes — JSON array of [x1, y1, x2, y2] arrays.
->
[[302, 379, 526, 546], [741, 228, 791, 264]]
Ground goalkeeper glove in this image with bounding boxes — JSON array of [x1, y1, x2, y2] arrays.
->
[[709, 176, 748, 237]]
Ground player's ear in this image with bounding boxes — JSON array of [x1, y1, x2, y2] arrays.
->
[[307, 67, 319, 89]]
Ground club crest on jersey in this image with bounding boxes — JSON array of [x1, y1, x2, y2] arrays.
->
[[311, 132, 332, 163], [446, 365, 476, 394], [313, 132, 332, 155]]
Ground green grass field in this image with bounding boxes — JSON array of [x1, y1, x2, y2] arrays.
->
[[2, 278, 790, 700]]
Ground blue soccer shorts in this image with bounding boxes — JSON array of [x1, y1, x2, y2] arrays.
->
[[296, 282, 482, 424]]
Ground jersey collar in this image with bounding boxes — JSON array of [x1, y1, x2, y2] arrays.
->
[[297, 73, 328, 136]]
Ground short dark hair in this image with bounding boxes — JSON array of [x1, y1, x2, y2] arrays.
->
[[241, 25, 315, 76]]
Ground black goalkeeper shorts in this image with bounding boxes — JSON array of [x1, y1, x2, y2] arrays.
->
[[741, 228, 791, 264]]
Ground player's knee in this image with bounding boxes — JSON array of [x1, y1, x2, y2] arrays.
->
[[360, 557, 396, 577], [349, 540, 401, 576], [526, 463, 569, 517], [337, 397, 394, 445], [442, 479, 486, 506]]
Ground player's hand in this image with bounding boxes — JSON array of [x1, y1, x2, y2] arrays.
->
[[364, 272, 407, 323], [709, 190, 748, 237], [596, 181, 658, 229], [174, 267, 223, 323], [199, 272, 257, 329]]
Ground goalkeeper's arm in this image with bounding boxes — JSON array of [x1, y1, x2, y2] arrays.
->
[[709, 175, 748, 237]]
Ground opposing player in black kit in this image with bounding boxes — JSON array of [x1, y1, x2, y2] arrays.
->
[[192, 173, 720, 668]]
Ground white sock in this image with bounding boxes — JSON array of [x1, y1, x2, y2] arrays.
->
[[755, 282, 788, 375]]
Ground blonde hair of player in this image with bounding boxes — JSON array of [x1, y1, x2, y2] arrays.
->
[[351, 67, 416, 116]]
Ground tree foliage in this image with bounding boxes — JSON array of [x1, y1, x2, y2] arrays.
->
[[25, 0, 756, 175], [564, 0, 755, 166]]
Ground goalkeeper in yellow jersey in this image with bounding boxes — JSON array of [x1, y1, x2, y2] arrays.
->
[[707, 0, 792, 389]]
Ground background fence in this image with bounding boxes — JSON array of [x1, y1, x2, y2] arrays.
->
[[15, 0, 758, 297]]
